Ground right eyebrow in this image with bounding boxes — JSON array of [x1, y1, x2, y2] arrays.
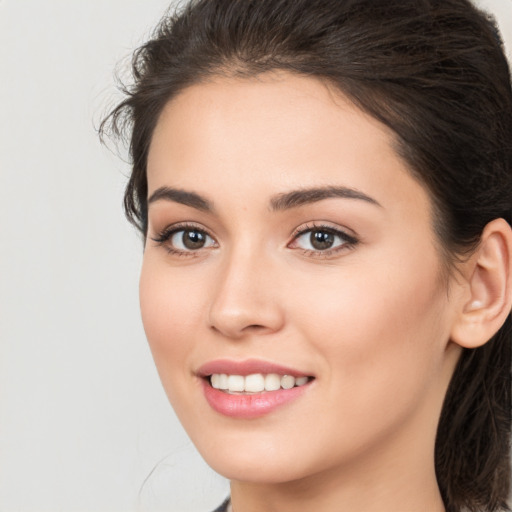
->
[[147, 187, 213, 212]]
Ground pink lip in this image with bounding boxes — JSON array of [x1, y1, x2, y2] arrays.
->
[[197, 359, 314, 419], [202, 381, 310, 419], [197, 358, 311, 378]]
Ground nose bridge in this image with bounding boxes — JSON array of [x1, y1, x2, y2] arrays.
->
[[208, 239, 284, 338]]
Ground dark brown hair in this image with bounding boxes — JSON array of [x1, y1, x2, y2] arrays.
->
[[101, 0, 512, 510]]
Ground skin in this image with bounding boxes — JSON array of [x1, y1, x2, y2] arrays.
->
[[140, 72, 467, 512]]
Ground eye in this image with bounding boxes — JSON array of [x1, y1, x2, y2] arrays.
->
[[151, 225, 217, 254], [171, 229, 215, 251], [290, 225, 358, 254]]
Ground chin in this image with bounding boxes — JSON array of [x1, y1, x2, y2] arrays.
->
[[194, 432, 328, 485], [207, 455, 308, 484]]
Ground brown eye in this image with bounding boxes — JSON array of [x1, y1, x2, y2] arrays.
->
[[310, 230, 335, 250], [291, 226, 358, 254], [182, 230, 207, 249], [170, 229, 216, 251]]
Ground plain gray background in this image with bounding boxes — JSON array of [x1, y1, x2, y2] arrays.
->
[[1, 1, 510, 511]]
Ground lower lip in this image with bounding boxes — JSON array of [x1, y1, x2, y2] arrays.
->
[[201, 379, 310, 419]]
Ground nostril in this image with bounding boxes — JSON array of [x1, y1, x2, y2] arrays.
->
[[208, 296, 285, 338], [209, 322, 271, 338]]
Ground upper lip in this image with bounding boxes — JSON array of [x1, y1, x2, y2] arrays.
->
[[196, 359, 313, 378]]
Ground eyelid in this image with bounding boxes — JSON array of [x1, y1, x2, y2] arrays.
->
[[150, 221, 211, 241], [150, 222, 218, 254], [150, 220, 358, 258], [290, 221, 358, 241], [288, 222, 359, 256]]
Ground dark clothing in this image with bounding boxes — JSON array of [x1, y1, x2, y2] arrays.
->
[[212, 497, 230, 512]]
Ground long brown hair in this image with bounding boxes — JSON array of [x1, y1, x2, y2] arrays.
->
[[101, 1, 512, 510]]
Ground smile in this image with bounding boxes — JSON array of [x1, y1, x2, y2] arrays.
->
[[198, 359, 315, 418], [210, 373, 311, 393]]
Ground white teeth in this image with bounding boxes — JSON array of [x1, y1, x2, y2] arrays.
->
[[209, 373, 311, 393], [281, 375, 295, 390], [211, 373, 229, 390], [218, 374, 228, 390], [244, 374, 265, 392], [295, 376, 309, 386], [227, 375, 245, 392], [264, 373, 281, 391]]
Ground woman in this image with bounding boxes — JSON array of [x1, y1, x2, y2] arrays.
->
[[101, 0, 512, 510]]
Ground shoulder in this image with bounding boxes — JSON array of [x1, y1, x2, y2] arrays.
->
[[212, 497, 230, 512]]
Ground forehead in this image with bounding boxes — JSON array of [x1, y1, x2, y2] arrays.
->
[[147, 72, 430, 219]]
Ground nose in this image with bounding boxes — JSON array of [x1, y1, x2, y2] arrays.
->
[[208, 250, 285, 339]]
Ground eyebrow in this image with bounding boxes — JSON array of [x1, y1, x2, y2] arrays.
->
[[147, 185, 381, 212], [270, 186, 381, 211], [148, 187, 213, 211]]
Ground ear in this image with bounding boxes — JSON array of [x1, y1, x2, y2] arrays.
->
[[450, 218, 512, 349]]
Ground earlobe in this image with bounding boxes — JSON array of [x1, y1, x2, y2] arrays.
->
[[451, 218, 512, 349]]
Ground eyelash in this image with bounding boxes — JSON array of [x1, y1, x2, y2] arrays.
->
[[289, 223, 359, 258], [151, 222, 359, 258], [151, 222, 217, 257]]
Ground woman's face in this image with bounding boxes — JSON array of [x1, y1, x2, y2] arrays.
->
[[141, 72, 462, 484]]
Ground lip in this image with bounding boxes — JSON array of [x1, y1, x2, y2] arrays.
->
[[197, 358, 311, 378], [197, 359, 314, 419]]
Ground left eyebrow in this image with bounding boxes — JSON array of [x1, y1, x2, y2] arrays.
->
[[270, 186, 382, 211]]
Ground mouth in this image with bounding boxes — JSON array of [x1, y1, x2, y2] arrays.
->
[[207, 373, 313, 394], [197, 359, 315, 418]]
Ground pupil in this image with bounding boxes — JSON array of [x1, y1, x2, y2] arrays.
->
[[183, 230, 205, 249], [311, 230, 334, 250]]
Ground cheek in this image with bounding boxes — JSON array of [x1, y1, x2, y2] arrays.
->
[[277, 262, 451, 471], [293, 251, 450, 413], [139, 257, 204, 380]]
